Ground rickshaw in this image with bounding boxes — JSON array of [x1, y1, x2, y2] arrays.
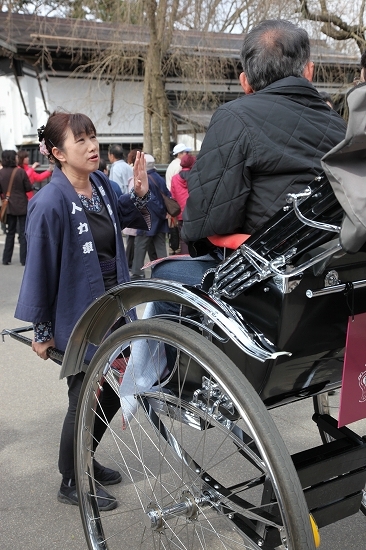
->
[[4, 87, 366, 549]]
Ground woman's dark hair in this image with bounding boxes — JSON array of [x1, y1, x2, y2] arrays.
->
[[319, 91, 334, 109], [1, 150, 17, 168], [241, 19, 310, 92], [99, 158, 107, 172], [180, 153, 196, 169], [127, 148, 141, 166], [38, 112, 97, 169], [17, 150, 29, 168]]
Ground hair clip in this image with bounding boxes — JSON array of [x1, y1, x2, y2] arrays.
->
[[37, 125, 45, 141], [39, 139, 49, 157]]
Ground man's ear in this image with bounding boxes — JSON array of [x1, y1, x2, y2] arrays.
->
[[239, 72, 254, 94], [303, 61, 314, 82]]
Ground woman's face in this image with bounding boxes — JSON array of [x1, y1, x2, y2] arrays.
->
[[55, 127, 99, 174], [24, 156, 29, 165]]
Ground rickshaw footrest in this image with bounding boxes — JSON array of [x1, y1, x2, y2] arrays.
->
[[290, 413, 366, 528]]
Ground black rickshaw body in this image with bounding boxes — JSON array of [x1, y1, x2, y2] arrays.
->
[[219, 250, 366, 406]]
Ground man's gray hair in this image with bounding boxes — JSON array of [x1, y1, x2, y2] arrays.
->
[[240, 20, 311, 92], [108, 144, 124, 160]]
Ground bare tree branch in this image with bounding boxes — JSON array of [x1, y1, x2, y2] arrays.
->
[[298, 0, 366, 51], [6, 0, 333, 159]]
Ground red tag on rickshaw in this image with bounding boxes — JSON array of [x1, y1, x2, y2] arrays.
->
[[338, 313, 366, 427]]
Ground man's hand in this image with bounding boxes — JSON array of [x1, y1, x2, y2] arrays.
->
[[32, 338, 55, 360]]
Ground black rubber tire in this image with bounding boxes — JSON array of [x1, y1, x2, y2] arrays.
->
[[76, 318, 316, 550]]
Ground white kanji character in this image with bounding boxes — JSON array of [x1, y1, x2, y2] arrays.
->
[[71, 202, 83, 214], [77, 222, 89, 235], [82, 241, 94, 254], [107, 204, 113, 216], [99, 187, 106, 196]]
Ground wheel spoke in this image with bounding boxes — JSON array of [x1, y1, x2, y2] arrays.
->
[[76, 319, 315, 549]]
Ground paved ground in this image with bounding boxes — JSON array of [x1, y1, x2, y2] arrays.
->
[[0, 233, 365, 549]]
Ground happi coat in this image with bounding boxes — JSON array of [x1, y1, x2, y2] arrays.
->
[[15, 166, 148, 362]]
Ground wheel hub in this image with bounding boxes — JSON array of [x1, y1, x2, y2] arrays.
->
[[145, 491, 212, 531]]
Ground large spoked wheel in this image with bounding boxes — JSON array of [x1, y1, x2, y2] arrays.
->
[[76, 319, 316, 549]]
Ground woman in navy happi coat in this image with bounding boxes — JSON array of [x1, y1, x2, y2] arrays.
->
[[15, 112, 150, 511], [15, 165, 146, 357]]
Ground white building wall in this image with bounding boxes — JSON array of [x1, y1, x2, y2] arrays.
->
[[47, 77, 144, 143], [0, 75, 38, 150], [0, 73, 145, 151], [19, 73, 50, 144]]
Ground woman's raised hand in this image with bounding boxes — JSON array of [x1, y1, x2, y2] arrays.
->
[[133, 151, 149, 197]]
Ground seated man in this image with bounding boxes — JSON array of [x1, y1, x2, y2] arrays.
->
[[120, 18, 347, 419], [153, 18, 346, 285]]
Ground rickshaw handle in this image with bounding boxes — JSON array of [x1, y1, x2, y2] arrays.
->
[[1, 325, 64, 364]]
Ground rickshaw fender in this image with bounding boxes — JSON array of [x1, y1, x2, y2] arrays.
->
[[61, 279, 290, 378]]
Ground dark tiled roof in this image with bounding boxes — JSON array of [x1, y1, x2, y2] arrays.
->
[[0, 13, 150, 53], [0, 13, 359, 66]]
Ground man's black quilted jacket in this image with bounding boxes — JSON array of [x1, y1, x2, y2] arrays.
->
[[182, 76, 347, 242]]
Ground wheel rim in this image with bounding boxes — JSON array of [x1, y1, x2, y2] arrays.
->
[[76, 320, 314, 550]]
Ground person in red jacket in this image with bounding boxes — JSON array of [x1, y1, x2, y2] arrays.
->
[[17, 150, 52, 199], [170, 153, 196, 254]]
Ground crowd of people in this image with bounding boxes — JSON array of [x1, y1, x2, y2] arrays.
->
[[0, 150, 33, 265], [2, 17, 366, 512], [0, 149, 53, 266], [0, 140, 193, 271]]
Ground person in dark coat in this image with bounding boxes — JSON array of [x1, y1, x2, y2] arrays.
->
[[0, 149, 32, 265], [155, 19, 346, 285], [130, 154, 169, 279], [15, 112, 150, 510], [182, 21, 346, 244]]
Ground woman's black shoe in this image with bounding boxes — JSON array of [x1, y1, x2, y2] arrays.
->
[[57, 482, 118, 511], [93, 460, 122, 486]]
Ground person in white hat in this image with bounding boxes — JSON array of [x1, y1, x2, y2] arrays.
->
[[165, 143, 192, 190]]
